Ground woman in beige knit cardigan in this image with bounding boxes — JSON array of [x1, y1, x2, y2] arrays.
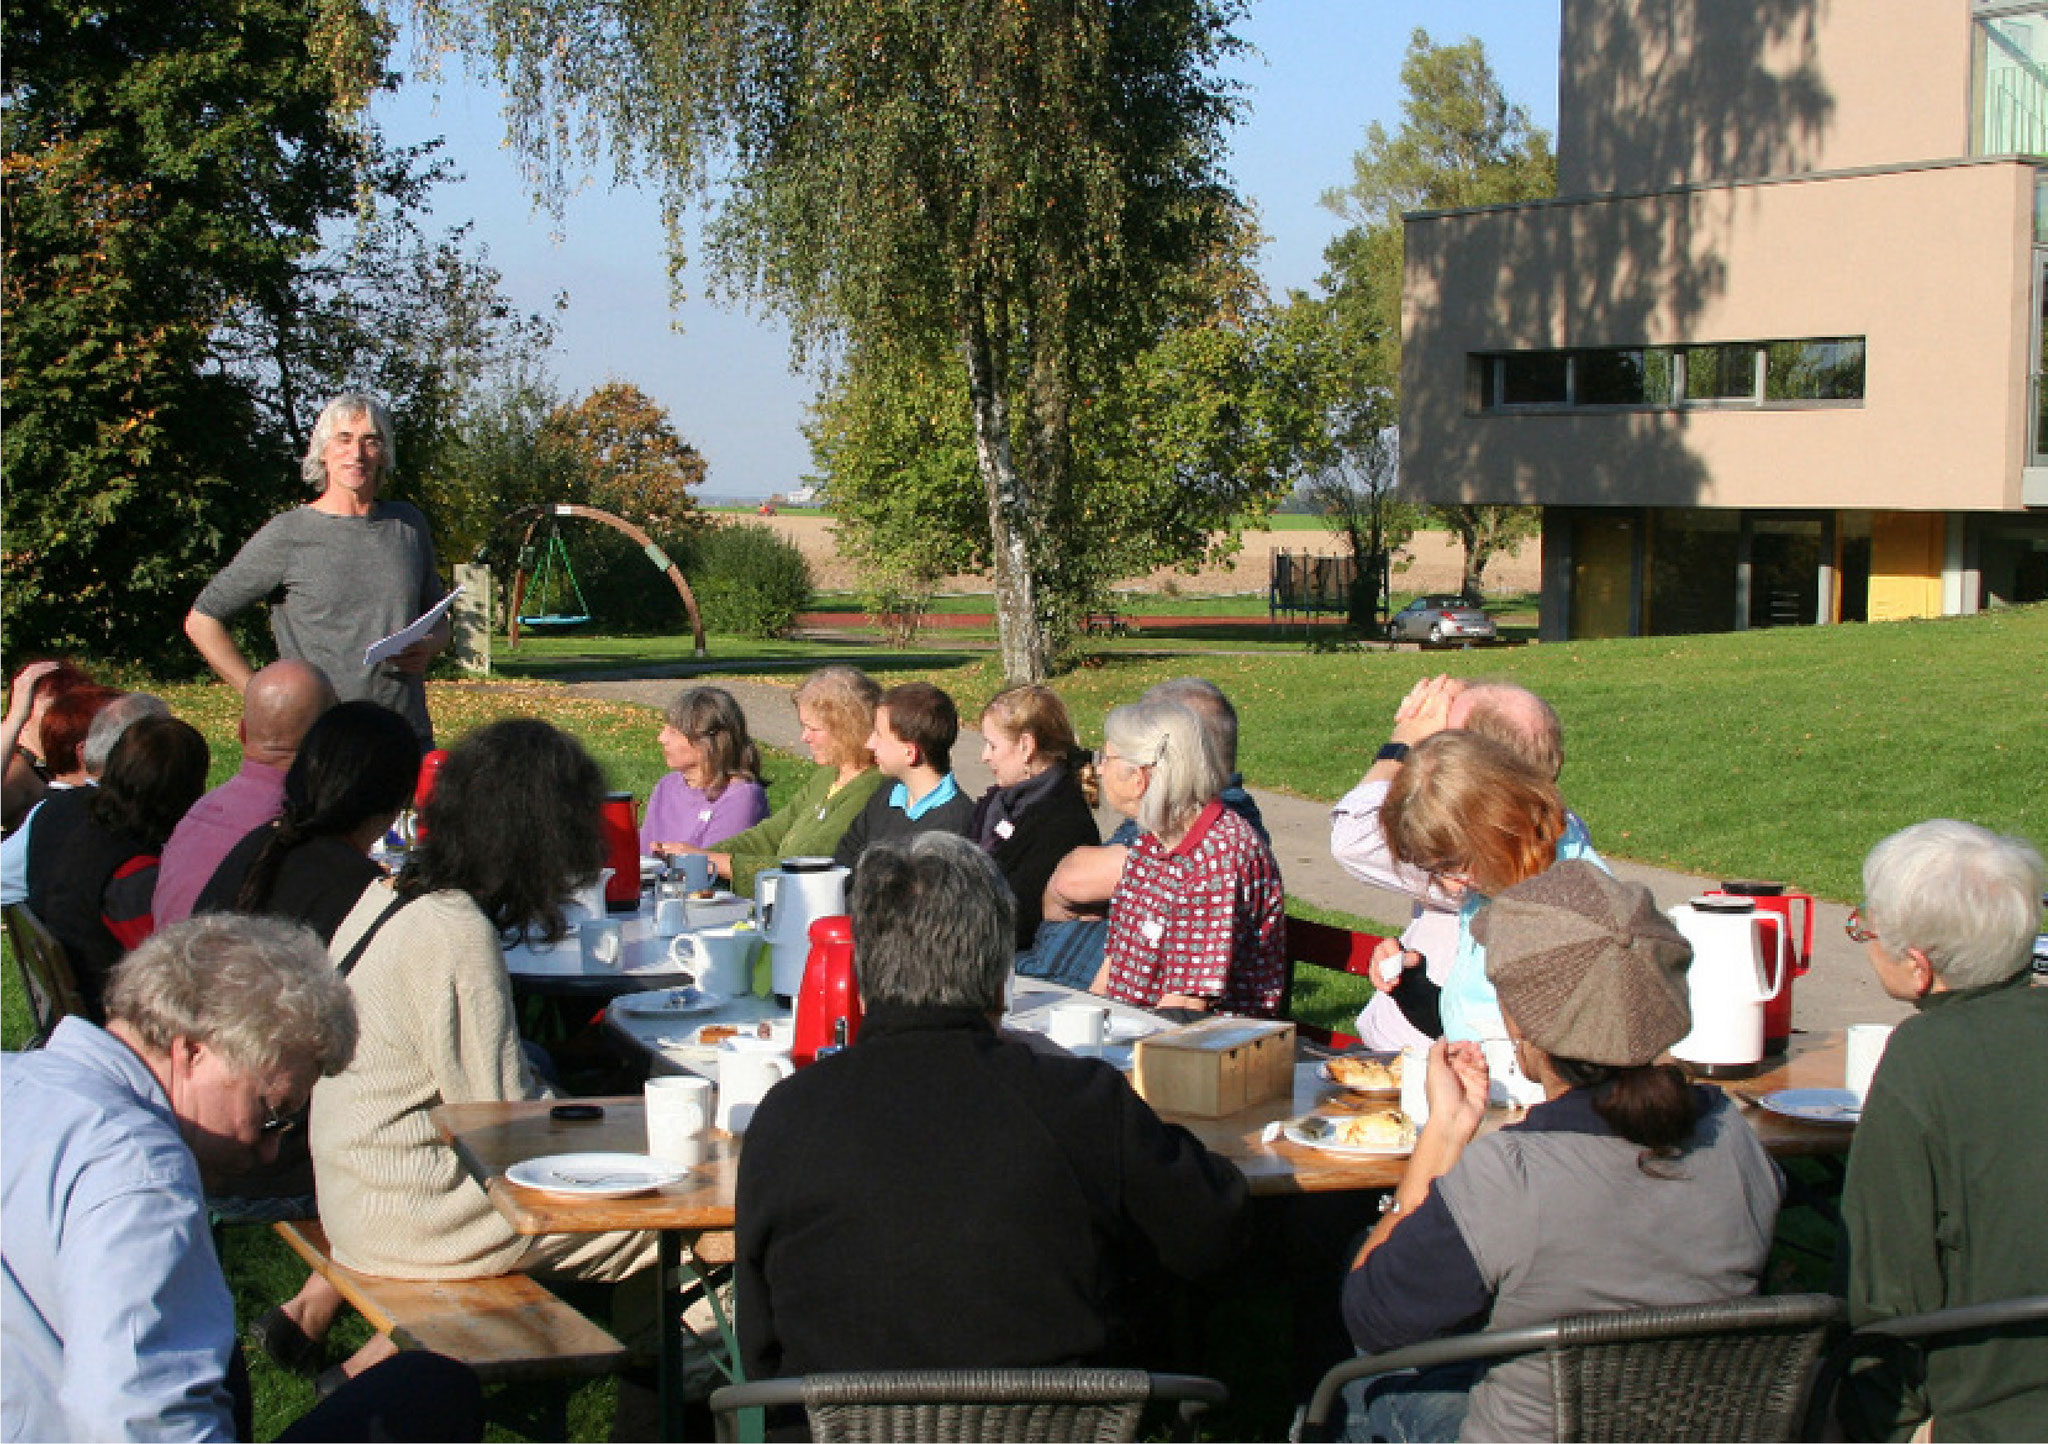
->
[[305, 719, 657, 1383]]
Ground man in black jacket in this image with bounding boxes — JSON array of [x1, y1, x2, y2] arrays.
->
[[737, 831, 1248, 1380]]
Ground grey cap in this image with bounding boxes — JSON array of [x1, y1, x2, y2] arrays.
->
[[1474, 860, 1693, 1067]]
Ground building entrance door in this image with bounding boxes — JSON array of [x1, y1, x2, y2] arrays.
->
[[1570, 515, 1636, 638]]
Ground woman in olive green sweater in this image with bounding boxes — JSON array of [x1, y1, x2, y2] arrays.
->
[[660, 665, 883, 892]]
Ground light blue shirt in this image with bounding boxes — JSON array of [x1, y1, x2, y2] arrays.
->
[[2, 1018, 237, 1441], [887, 772, 962, 822], [1440, 815, 1605, 1043]]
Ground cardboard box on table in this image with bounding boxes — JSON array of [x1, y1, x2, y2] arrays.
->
[[1133, 1018, 1295, 1118]]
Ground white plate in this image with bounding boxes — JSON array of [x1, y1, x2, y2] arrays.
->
[[613, 987, 722, 1018], [1284, 1114, 1416, 1157], [1318, 1053, 1404, 1097], [505, 1152, 686, 1197], [1756, 1088, 1861, 1125]]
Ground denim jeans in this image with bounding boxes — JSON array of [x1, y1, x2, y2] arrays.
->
[[1334, 1360, 1481, 1443]]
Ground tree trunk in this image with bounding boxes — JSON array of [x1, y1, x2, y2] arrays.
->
[[960, 307, 1048, 684]]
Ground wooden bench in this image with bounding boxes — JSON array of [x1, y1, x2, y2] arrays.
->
[[1283, 911, 1387, 1050], [273, 1220, 630, 1384]]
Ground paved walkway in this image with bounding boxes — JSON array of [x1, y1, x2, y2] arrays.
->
[[566, 673, 1909, 1038]]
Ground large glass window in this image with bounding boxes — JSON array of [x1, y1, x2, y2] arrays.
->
[[1977, 5, 2048, 158], [1474, 338, 1864, 413]]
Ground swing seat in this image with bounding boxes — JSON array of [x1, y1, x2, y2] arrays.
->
[[516, 612, 593, 629]]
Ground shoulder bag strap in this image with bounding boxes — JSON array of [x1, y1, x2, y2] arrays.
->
[[335, 889, 419, 979]]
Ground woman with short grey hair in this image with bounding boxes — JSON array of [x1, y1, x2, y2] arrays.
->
[[1858, 818, 2044, 990], [107, 912, 357, 1088], [1839, 820, 2048, 1438], [1091, 700, 1286, 1016]]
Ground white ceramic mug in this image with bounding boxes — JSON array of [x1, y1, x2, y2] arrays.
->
[[579, 919, 624, 971], [677, 853, 715, 892], [1844, 1023, 1896, 1104], [645, 1075, 714, 1167], [715, 1039, 795, 1134], [654, 897, 689, 937], [669, 927, 758, 998], [1047, 1001, 1109, 1050]]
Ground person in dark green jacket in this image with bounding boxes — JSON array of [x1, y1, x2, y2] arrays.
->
[[665, 665, 882, 894], [1839, 819, 2048, 1442]]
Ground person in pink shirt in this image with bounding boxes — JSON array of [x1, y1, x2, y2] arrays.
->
[[640, 686, 769, 854], [153, 661, 335, 928]]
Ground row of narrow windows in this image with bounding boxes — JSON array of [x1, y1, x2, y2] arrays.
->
[[1472, 338, 1867, 412]]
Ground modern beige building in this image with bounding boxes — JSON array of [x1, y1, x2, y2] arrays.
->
[[1401, 0, 2048, 638]]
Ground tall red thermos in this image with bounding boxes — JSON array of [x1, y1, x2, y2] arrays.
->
[[409, 749, 449, 840], [1707, 880, 1813, 1054], [598, 792, 641, 912], [793, 915, 860, 1067]]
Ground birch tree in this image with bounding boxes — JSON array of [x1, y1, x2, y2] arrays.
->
[[425, 0, 1247, 681]]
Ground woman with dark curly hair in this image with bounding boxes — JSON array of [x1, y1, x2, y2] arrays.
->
[[309, 718, 652, 1305], [41, 715, 210, 1015], [195, 701, 421, 943]]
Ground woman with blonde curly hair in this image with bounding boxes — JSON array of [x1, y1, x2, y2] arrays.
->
[[668, 665, 883, 893], [1380, 730, 1598, 1042]]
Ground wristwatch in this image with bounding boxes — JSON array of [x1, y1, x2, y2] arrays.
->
[[1374, 741, 1410, 764], [1378, 1193, 1404, 1218]]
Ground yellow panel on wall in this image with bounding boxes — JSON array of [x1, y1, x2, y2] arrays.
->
[[1867, 512, 1944, 621]]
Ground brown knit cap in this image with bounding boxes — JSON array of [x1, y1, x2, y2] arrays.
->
[[1473, 860, 1693, 1066]]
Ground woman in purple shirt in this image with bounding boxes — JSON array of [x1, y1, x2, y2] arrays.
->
[[641, 686, 769, 853]]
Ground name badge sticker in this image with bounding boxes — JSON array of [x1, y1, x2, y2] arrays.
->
[[1140, 918, 1166, 946], [995, 820, 1015, 840]]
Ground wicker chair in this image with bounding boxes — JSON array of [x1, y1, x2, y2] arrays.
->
[[1807, 1293, 2048, 1438], [3, 903, 88, 1047], [1296, 1292, 1844, 1442], [709, 1368, 1227, 1443]]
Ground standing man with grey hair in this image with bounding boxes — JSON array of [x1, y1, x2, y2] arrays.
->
[[737, 832, 1246, 1380], [1838, 820, 2048, 1441], [1, 913, 481, 1440], [185, 393, 448, 748], [1330, 675, 1595, 1048]]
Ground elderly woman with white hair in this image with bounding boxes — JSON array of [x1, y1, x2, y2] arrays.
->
[[1087, 698, 1285, 1017], [186, 392, 448, 747], [1838, 820, 2048, 1442]]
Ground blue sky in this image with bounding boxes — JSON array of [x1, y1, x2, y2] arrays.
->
[[371, 2, 1561, 500]]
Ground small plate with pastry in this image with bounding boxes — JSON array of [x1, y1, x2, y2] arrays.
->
[[1284, 1109, 1417, 1156]]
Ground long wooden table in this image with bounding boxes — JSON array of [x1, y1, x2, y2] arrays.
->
[[434, 1030, 1856, 1433]]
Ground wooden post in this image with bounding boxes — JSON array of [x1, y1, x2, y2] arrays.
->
[[452, 564, 493, 676]]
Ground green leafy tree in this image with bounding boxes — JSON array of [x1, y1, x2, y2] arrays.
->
[[541, 382, 706, 538], [1, 0, 390, 659], [1319, 28, 1553, 596], [422, 0, 1250, 682], [419, 367, 586, 570]]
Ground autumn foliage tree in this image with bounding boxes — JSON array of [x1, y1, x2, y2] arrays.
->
[[541, 382, 706, 537]]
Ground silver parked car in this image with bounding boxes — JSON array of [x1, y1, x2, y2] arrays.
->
[[1387, 595, 1497, 645]]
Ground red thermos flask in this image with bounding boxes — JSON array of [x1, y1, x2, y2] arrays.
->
[[409, 749, 449, 840], [793, 915, 860, 1067], [598, 792, 641, 913]]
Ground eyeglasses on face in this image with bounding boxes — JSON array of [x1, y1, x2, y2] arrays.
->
[[260, 1100, 306, 1137], [1844, 906, 1879, 945]]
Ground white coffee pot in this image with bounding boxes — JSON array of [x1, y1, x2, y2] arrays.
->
[[715, 1038, 795, 1134], [754, 858, 848, 998], [1668, 897, 1787, 1078]]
